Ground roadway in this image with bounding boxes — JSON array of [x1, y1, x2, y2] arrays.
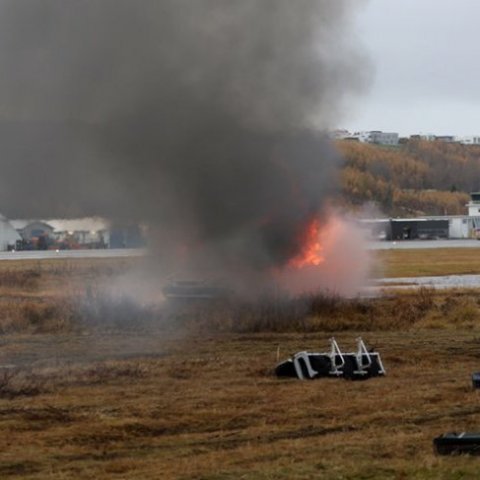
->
[[368, 239, 480, 250], [0, 248, 146, 260], [1, 239, 480, 261]]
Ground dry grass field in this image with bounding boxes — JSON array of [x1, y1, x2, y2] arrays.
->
[[1, 250, 480, 478], [374, 247, 480, 278], [3, 330, 480, 480]]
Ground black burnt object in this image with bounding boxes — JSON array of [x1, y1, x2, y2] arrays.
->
[[162, 280, 231, 300], [275, 337, 386, 381], [472, 373, 480, 389], [434, 433, 480, 456]]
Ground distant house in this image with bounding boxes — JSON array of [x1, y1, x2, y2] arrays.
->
[[9, 220, 54, 250], [434, 135, 456, 143], [351, 130, 399, 146], [11, 220, 54, 242], [409, 134, 436, 141], [409, 134, 480, 144], [457, 136, 480, 145], [369, 131, 399, 145]]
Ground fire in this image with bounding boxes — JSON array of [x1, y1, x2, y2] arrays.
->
[[289, 218, 324, 268]]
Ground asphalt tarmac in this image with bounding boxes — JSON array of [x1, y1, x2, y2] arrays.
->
[[0, 248, 146, 260], [2, 239, 479, 261], [368, 239, 480, 250]]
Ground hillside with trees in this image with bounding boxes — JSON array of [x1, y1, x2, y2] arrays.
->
[[336, 139, 480, 216]]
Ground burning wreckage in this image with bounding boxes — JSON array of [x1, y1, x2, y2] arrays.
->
[[276, 337, 386, 381], [162, 280, 231, 300]]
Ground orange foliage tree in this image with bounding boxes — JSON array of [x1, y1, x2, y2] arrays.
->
[[337, 140, 475, 216]]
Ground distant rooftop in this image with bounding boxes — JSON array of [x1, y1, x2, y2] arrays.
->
[[10, 217, 109, 233]]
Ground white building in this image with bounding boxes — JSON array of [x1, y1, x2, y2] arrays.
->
[[448, 216, 472, 239], [352, 131, 399, 145], [420, 134, 436, 141], [457, 136, 480, 145], [47, 218, 109, 246], [10, 220, 54, 241], [0, 215, 21, 250], [370, 131, 399, 145], [466, 192, 480, 217]]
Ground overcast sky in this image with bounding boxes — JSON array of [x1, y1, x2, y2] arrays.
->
[[344, 0, 480, 137]]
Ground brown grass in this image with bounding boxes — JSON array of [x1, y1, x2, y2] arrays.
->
[[175, 288, 480, 334], [2, 331, 480, 479], [0, 258, 143, 334], [1, 257, 480, 478], [374, 247, 480, 278], [1, 255, 480, 335]]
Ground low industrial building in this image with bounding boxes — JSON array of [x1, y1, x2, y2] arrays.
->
[[11, 220, 54, 242], [360, 215, 480, 241], [389, 218, 449, 240], [0, 215, 148, 251], [48, 218, 109, 248], [9, 217, 111, 250], [360, 192, 480, 241], [10, 220, 55, 249]]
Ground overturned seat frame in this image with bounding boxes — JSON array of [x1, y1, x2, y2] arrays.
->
[[275, 337, 386, 380]]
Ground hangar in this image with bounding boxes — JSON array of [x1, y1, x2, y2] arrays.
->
[[389, 218, 449, 240], [359, 216, 480, 241]]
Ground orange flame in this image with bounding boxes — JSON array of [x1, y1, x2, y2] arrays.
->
[[289, 218, 324, 268]]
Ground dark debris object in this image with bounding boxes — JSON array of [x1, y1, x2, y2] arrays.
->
[[275, 337, 386, 381], [434, 433, 480, 456]]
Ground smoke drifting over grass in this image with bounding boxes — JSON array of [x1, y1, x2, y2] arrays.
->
[[0, 1, 370, 288]]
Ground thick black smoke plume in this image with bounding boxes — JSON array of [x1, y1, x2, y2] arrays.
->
[[0, 1, 368, 277]]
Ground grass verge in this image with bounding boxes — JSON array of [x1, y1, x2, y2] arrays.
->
[[374, 247, 480, 278]]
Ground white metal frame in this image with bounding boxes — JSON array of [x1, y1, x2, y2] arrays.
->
[[292, 351, 317, 380], [353, 337, 386, 376], [289, 337, 386, 380], [328, 337, 345, 376]]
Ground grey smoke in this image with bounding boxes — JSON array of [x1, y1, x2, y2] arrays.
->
[[0, 1, 368, 276]]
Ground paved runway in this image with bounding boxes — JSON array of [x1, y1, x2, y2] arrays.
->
[[376, 274, 480, 289], [0, 248, 146, 260], [369, 239, 480, 250], [1, 239, 479, 261]]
